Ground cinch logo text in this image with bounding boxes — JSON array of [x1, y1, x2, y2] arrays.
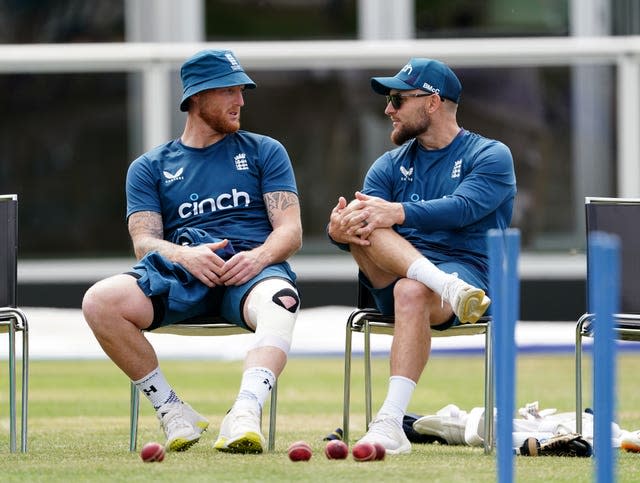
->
[[178, 189, 250, 218]]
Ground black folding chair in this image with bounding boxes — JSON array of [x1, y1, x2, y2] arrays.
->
[[129, 316, 277, 452], [575, 197, 640, 432], [343, 282, 493, 453], [0, 194, 29, 452]]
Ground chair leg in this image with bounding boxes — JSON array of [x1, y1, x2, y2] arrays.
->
[[575, 315, 590, 434], [364, 319, 373, 429], [268, 380, 277, 451], [342, 318, 354, 444], [8, 319, 16, 453], [483, 322, 494, 454], [20, 312, 29, 453], [4, 309, 29, 453], [130, 382, 140, 452]]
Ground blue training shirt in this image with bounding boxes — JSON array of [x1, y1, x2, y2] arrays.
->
[[363, 129, 516, 272], [126, 130, 298, 252]]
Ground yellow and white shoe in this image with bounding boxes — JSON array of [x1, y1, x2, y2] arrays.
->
[[442, 276, 491, 324], [214, 405, 265, 454], [157, 401, 209, 452]]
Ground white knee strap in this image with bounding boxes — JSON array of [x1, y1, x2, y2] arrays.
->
[[246, 278, 299, 354]]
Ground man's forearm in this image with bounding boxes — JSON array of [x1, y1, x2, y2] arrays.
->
[[132, 236, 181, 262], [252, 225, 302, 266]]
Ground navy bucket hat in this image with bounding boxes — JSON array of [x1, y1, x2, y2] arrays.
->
[[371, 58, 462, 103], [179, 49, 256, 111]]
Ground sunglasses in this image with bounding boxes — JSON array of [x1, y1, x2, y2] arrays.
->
[[385, 92, 435, 110]]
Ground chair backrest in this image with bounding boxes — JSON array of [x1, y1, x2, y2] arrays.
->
[[0, 194, 18, 308], [585, 197, 640, 314]]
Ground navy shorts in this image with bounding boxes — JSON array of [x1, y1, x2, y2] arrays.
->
[[129, 262, 297, 331], [358, 261, 488, 331]]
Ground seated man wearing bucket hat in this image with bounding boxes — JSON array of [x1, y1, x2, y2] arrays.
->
[[82, 50, 302, 454], [328, 58, 516, 454]]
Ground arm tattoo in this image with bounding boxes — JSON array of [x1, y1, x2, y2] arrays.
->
[[128, 212, 165, 258], [129, 211, 163, 240], [264, 191, 299, 224]]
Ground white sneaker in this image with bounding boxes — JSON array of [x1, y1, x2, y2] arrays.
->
[[157, 402, 209, 452], [214, 405, 266, 454], [441, 275, 491, 324], [412, 404, 468, 445], [357, 416, 411, 455]]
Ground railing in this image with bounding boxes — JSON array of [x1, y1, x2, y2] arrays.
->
[[1, 37, 639, 193]]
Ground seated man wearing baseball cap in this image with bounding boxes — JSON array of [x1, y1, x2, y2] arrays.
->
[[82, 49, 302, 454], [328, 58, 516, 454]]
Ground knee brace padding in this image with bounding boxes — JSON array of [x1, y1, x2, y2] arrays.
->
[[246, 278, 299, 354], [272, 287, 300, 313]]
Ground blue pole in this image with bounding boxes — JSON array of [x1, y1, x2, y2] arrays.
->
[[589, 232, 619, 483], [488, 228, 520, 483]]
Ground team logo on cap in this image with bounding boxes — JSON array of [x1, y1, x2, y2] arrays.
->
[[225, 53, 242, 71], [401, 63, 413, 75]]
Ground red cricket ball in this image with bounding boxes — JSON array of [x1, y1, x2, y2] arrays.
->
[[324, 439, 349, 459], [287, 440, 313, 462], [352, 441, 377, 462], [140, 441, 165, 463], [373, 442, 386, 460]]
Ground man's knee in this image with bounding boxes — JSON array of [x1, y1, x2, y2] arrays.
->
[[82, 279, 111, 324], [393, 278, 432, 306], [82, 275, 147, 328], [245, 278, 299, 353], [393, 278, 444, 320], [394, 278, 451, 326]]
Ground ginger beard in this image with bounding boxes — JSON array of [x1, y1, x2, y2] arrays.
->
[[390, 109, 431, 146], [198, 101, 241, 134]]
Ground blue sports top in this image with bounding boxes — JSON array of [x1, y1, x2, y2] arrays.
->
[[126, 130, 298, 252], [363, 129, 516, 272]]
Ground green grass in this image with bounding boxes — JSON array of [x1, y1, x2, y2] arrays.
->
[[1, 353, 640, 482]]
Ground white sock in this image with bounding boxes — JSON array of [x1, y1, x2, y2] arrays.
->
[[133, 367, 179, 410], [406, 258, 455, 295], [377, 376, 417, 422], [235, 367, 276, 410]]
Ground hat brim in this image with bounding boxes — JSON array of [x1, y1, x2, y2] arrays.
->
[[180, 71, 257, 111], [370, 76, 415, 95]]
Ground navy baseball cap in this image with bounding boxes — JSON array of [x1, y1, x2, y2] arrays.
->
[[371, 58, 462, 103], [179, 49, 256, 111]]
